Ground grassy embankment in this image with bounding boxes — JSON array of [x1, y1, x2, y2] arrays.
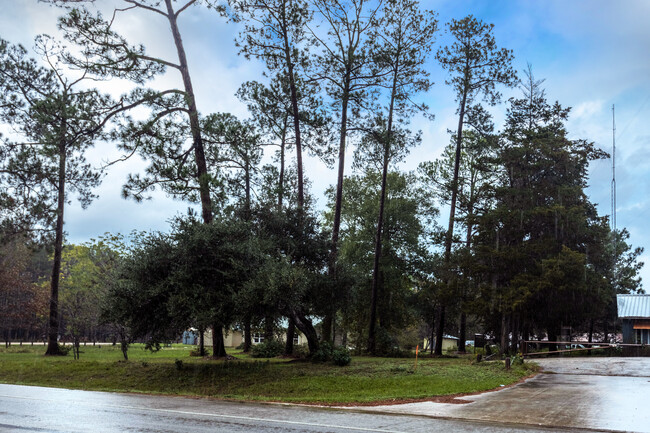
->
[[0, 344, 537, 404]]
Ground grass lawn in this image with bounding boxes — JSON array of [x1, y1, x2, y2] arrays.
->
[[0, 344, 537, 404]]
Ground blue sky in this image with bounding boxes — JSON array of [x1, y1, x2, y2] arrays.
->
[[2, 0, 649, 286]]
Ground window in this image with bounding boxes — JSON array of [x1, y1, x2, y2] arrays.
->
[[253, 333, 264, 344], [293, 335, 299, 345]]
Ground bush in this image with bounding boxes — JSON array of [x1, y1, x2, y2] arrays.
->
[[331, 347, 351, 366], [311, 341, 333, 363], [292, 344, 310, 359], [55, 344, 71, 356], [174, 359, 183, 370], [311, 343, 351, 366], [510, 354, 524, 366], [250, 340, 284, 358], [385, 346, 410, 358], [189, 348, 205, 357], [373, 327, 411, 357]]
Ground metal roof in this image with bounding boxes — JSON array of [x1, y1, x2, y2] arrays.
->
[[617, 294, 650, 318]]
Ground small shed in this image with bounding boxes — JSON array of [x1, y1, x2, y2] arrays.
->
[[617, 294, 650, 344], [182, 329, 198, 345]]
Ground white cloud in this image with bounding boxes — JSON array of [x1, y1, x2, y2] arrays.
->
[[2, 0, 649, 287]]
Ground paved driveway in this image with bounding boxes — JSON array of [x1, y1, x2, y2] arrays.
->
[[346, 357, 650, 433]]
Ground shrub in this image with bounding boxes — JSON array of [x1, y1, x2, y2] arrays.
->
[[174, 359, 183, 370], [311, 341, 333, 363], [55, 345, 71, 356], [331, 347, 351, 366], [189, 348, 204, 357], [510, 354, 523, 366], [292, 344, 310, 359], [250, 340, 284, 358], [311, 343, 351, 366]]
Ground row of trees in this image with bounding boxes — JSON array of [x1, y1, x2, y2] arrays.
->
[[0, 0, 643, 359], [0, 237, 121, 352]]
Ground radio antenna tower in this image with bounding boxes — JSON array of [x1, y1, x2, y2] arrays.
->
[[611, 104, 616, 233], [611, 104, 617, 282]]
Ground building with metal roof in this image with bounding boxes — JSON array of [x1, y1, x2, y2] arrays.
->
[[617, 294, 650, 344]]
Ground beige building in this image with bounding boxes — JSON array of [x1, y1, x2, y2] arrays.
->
[[188, 329, 305, 347]]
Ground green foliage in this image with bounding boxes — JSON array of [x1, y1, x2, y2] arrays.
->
[[510, 354, 523, 366], [56, 2, 218, 216], [50, 237, 124, 357], [310, 342, 351, 366], [250, 340, 284, 358], [331, 347, 352, 366], [311, 341, 334, 363], [0, 36, 109, 236], [325, 171, 433, 353], [437, 15, 517, 108], [0, 35, 127, 355], [291, 344, 310, 359], [373, 327, 404, 357], [189, 348, 204, 357], [55, 344, 71, 356]]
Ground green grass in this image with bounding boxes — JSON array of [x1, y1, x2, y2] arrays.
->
[[0, 344, 537, 404]]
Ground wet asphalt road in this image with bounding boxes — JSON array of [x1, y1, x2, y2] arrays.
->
[[0, 383, 593, 433]]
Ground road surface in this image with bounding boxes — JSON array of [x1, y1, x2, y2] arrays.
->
[[0, 383, 591, 433]]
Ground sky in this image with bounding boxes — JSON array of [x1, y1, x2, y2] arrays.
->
[[2, 0, 649, 286]]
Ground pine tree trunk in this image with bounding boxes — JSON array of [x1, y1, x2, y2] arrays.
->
[[511, 313, 519, 353], [199, 328, 205, 356], [458, 312, 467, 353], [368, 66, 398, 354], [588, 318, 594, 356], [500, 313, 507, 354], [324, 81, 351, 344], [284, 317, 295, 355], [278, 115, 288, 210], [548, 327, 559, 355], [243, 316, 252, 352], [434, 305, 443, 355], [280, 14, 304, 211], [165, 0, 213, 225], [45, 136, 67, 356], [264, 315, 274, 341], [212, 324, 226, 357], [438, 90, 469, 356]]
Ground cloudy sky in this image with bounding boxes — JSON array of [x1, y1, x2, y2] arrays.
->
[[2, 0, 649, 286]]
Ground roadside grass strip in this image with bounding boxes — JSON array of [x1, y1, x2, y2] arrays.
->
[[0, 344, 536, 404]]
